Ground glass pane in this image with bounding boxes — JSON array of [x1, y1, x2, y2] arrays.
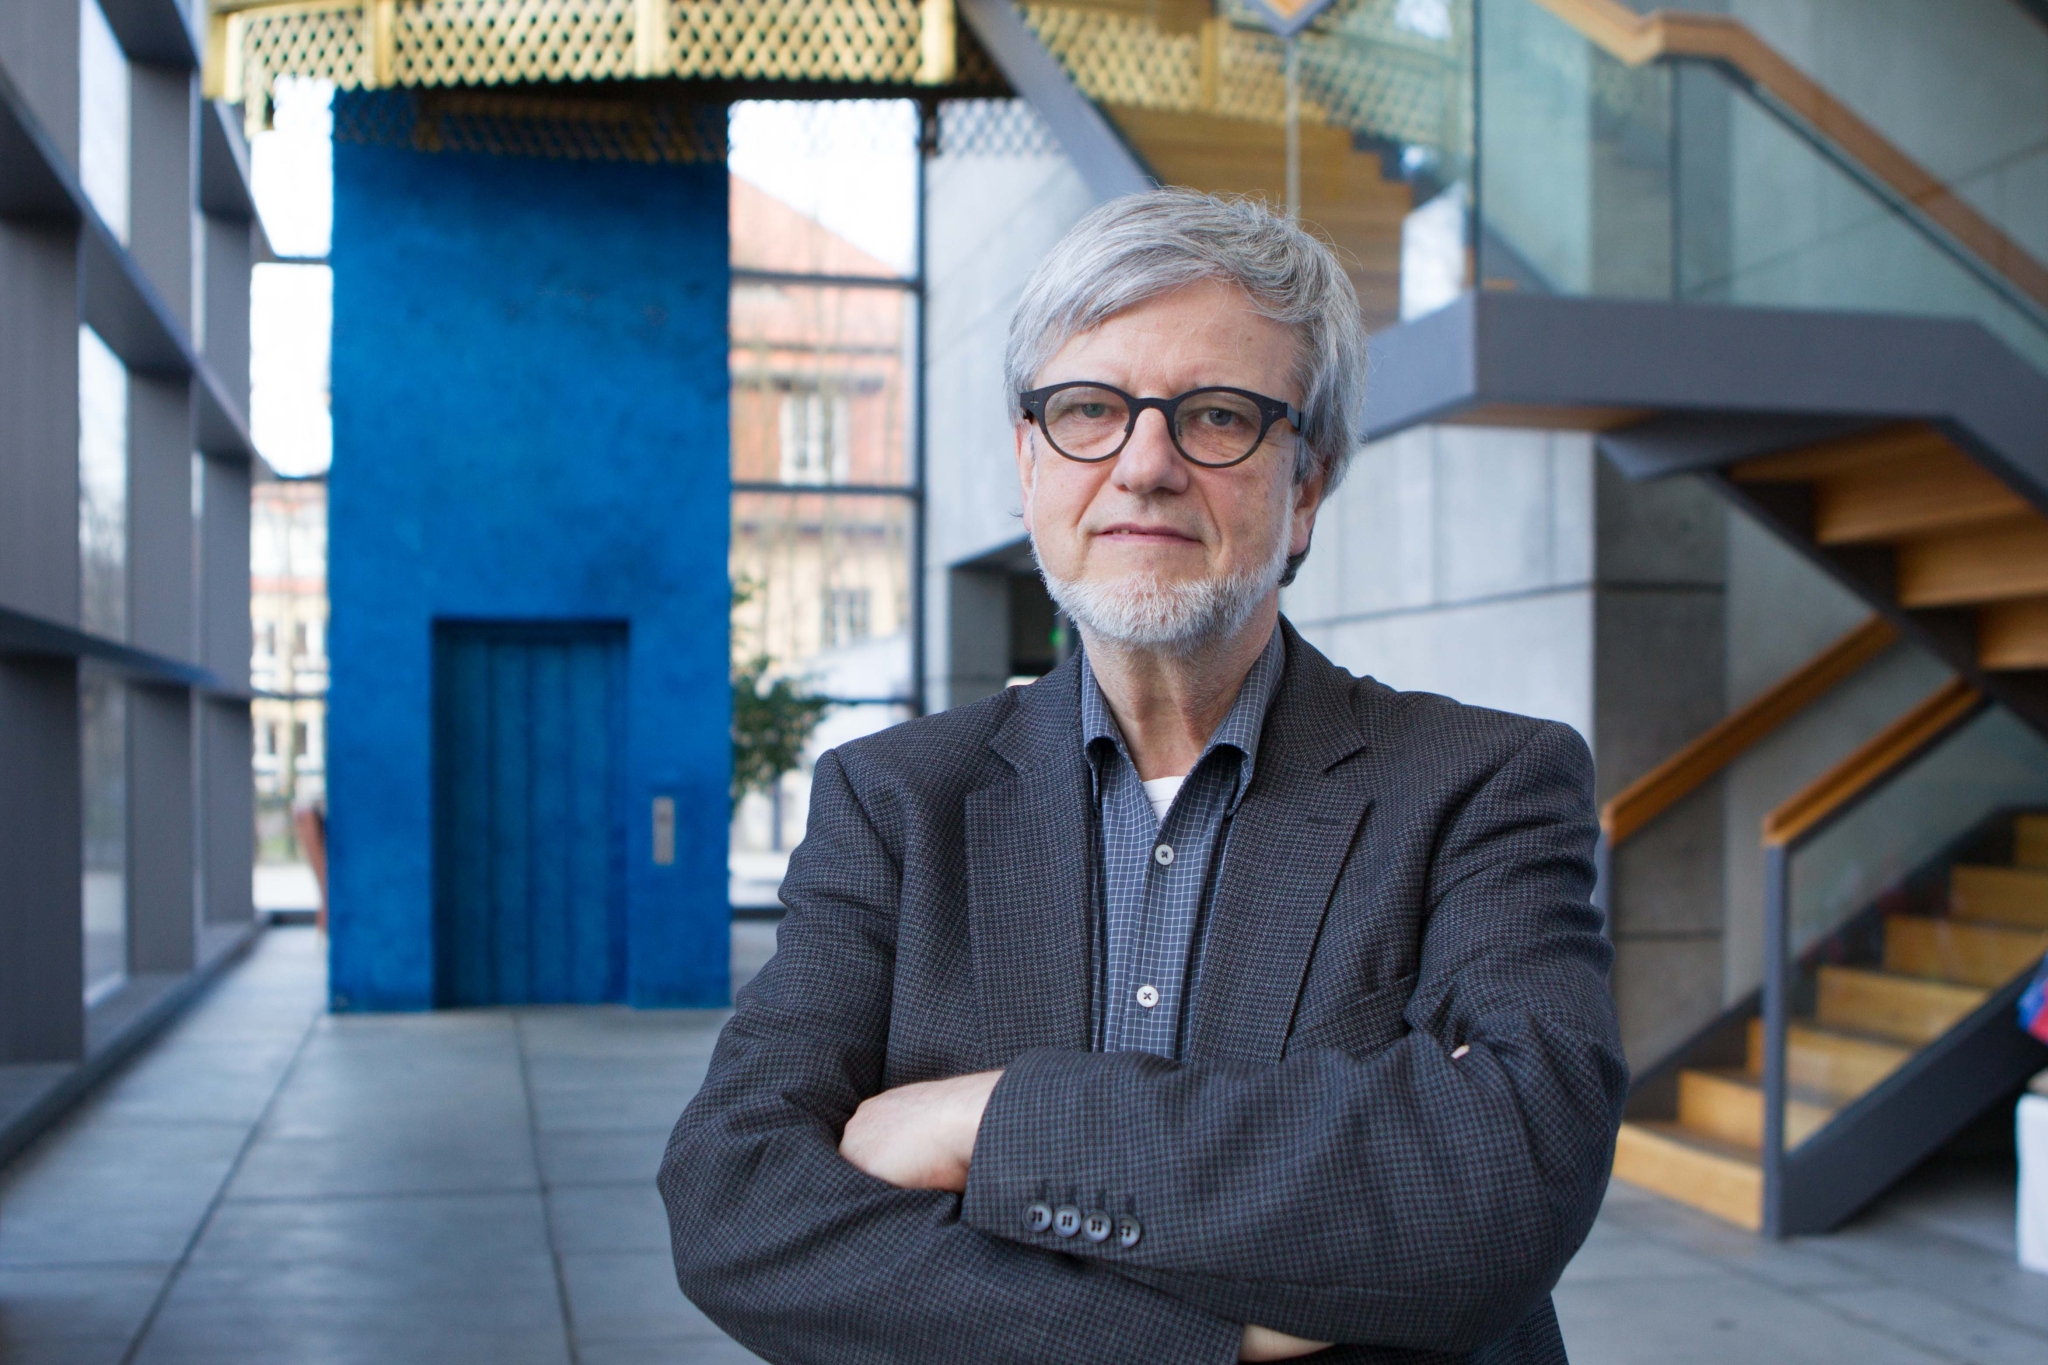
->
[[730, 282, 916, 488], [731, 492, 913, 701], [1789, 706, 2048, 956], [251, 76, 335, 260], [1674, 63, 2048, 379], [81, 671, 127, 1004], [78, 0, 129, 243], [1473, 0, 2048, 377], [251, 263, 335, 477], [729, 100, 918, 277], [1476, 0, 1670, 299], [78, 324, 127, 641]]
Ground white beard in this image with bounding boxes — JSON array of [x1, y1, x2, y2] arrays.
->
[[1034, 525, 1290, 655]]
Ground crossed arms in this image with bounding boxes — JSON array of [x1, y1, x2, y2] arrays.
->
[[660, 724, 1626, 1364]]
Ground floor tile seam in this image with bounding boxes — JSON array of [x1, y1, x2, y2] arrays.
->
[[515, 1010, 587, 1365], [1809, 1282, 2048, 1347], [1804, 1282, 2048, 1358], [219, 1185, 549, 1206], [1757, 1261, 2041, 1359], [114, 989, 326, 1365], [0, 1258, 180, 1273]]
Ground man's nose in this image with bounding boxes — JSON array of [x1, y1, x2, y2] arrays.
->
[[1112, 406, 1189, 496]]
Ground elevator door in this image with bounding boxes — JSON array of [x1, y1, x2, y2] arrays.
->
[[433, 621, 626, 1006]]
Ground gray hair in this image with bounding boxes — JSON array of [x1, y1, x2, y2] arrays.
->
[[1005, 188, 1370, 499]]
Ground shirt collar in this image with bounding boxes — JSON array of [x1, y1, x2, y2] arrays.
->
[[1079, 623, 1286, 811]]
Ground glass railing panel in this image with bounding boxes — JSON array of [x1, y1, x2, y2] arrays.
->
[[1670, 63, 2048, 380], [1474, 0, 1670, 299], [1717, 0, 2048, 272], [1787, 705, 2048, 960], [1473, 0, 2048, 380], [1022, 1, 1476, 328]]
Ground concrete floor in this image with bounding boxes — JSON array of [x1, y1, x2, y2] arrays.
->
[[2, 924, 2042, 1364]]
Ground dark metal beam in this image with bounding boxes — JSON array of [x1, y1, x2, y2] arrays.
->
[[953, 0, 1152, 202]]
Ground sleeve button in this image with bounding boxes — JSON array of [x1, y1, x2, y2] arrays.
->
[[1024, 1201, 1054, 1233], [1052, 1204, 1082, 1238], [1082, 1209, 1112, 1242], [1117, 1214, 1143, 1248]]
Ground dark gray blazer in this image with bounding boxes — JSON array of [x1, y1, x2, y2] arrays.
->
[[662, 620, 1626, 1364]]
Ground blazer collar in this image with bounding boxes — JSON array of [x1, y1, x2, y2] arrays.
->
[[1186, 620, 1376, 1066]]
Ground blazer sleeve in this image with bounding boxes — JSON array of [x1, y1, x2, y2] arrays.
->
[[659, 749, 1243, 1365], [957, 720, 1628, 1356]]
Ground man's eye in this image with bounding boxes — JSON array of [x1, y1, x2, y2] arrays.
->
[[1197, 407, 1244, 427], [1075, 403, 1111, 419]]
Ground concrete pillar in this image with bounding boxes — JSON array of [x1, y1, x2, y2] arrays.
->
[[201, 695, 253, 928], [0, 658, 84, 1062], [129, 682, 196, 972], [201, 215, 251, 411], [200, 453, 251, 682], [0, 222, 83, 626], [128, 374, 196, 661], [128, 61, 199, 330]]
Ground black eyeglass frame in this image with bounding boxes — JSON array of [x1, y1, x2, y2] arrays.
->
[[1018, 381, 1305, 469]]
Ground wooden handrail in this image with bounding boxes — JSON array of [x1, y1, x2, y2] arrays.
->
[[1761, 677, 1985, 848], [1601, 615, 1898, 844], [1530, 0, 2048, 318]]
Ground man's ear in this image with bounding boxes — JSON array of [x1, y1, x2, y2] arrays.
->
[[1289, 466, 1327, 558], [1014, 420, 1039, 535]]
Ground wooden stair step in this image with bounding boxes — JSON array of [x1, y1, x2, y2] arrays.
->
[[1882, 914, 2048, 988], [2017, 815, 2048, 870], [1815, 965, 1987, 1045], [1730, 423, 1949, 484], [1895, 514, 2048, 608], [1746, 1017, 1911, 1104], [1612, 1121, 1761, 1231], [1810, 447, 2027, 546], [1950, 864, 2048, 928], [1977, 599, 2048, 671], [1677, 1068, 1836, 1149]]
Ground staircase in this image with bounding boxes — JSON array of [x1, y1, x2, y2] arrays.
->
[[1615, 815, 2048, 1230], [1725, 424, 2048, 717]]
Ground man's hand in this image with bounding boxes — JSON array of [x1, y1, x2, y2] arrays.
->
[[1241, 1325, 1333, 1361], [839, 1070, 1004, 1192]]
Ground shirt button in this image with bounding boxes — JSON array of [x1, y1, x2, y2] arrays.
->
[[1135, 984, 1160, 1009], [1082, 1209, 1113, 1243], [1053, 1205, 1082, 1238], [1117, 1214, 1143, 1248], [1024, 1201, 1054, 1233], [1153, 843, 1175, 866]]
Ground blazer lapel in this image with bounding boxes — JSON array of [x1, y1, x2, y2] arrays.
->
[[966, 660, 1097, 1067], [1187, 623, 1375, 1067]]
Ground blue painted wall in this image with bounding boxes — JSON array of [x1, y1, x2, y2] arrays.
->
[[327, 123, 730, 1010]]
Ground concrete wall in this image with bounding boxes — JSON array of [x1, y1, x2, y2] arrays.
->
[[1285, 424, 1600, 736], [1289, 425, 1733, 1064], [921, 109, 1097, 710], [327, 128, 731, 1010]]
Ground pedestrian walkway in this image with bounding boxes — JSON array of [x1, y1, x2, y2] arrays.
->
[[2, 925, 2042, 1364]]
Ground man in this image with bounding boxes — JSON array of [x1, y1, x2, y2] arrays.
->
[[663, 190, 1626, 1364]]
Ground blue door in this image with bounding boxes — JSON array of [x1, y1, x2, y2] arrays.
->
[[433, 621, 627, 1006]]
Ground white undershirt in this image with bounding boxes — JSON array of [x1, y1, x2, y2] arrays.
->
[[1141, 775, 1186, 824]]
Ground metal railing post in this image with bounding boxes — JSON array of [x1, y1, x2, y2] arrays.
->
[[1760, 838, 1790, 1237]]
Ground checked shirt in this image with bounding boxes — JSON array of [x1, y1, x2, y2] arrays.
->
[[1081, 624, 1285, 1060]]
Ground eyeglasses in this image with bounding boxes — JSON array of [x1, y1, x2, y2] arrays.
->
[[1018, 382, 1303, 469]]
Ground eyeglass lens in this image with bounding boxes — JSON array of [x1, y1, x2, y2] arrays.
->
[[1039, 386, 1269, 466]]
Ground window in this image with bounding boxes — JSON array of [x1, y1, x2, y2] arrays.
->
[[80, 671, 126, 1003], [823, 587, 872, 648], [778, 390, 852, 484], [78, 326, 128, 641], [728, 100, 924, 907]]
